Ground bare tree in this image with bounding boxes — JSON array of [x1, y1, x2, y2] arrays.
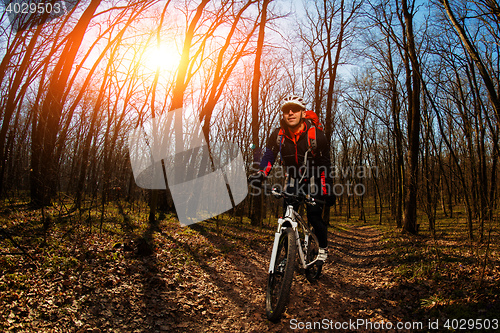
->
[[399, 0, 422, 235], [250, 0, 271, 226], [30, 0, 102, 209], [300, 0, 361, 143], [440, 0, 500, 125]]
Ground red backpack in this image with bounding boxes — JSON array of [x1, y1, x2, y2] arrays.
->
[[276, 110, 323, 157]]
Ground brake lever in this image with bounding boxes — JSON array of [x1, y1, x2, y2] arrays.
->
[[271, 187, 282, 199]]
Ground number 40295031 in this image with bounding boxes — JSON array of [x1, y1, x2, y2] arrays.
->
[[443, 319, 499, 330], [5, 1, 64, 15]]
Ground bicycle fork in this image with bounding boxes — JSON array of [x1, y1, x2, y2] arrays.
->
[[268, 218, 319, 273], [268, 216, 296, 274]]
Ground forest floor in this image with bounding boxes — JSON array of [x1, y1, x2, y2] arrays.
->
[[1, 201, 500, 332]]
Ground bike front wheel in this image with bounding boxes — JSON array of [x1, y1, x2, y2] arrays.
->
[[305, 232, 322, 282], [266, 227, 296, 322]]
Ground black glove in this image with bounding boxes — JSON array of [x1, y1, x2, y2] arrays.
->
[[248, 171, 265, 188]]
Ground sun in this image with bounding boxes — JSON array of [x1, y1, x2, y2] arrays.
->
[[142, 43, 181, 74]]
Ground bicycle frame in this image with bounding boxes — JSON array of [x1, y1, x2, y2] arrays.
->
[[268, 204, 320, 274]]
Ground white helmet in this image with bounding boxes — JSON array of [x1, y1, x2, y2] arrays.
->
[[281, 95, 306, 111]]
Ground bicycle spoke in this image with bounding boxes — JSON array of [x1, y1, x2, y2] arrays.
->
[[305, 232, 322, 282]]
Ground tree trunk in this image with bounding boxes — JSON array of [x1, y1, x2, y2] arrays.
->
[[30, 0, 101, 207], [250, 0, 270, 226], [401, 0, 421, 235]]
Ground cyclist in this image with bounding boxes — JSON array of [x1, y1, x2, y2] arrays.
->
[[252, 95, 333, 262]]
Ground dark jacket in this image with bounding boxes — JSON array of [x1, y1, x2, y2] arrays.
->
[[259, 120, 333, 197]]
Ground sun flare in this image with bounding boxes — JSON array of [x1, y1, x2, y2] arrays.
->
[[142, 43, 181, 74]]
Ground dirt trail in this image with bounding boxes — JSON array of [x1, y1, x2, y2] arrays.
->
[[266, 224, 410, 332], [178, 223, 413, 332], [5, 213, 500, 332], [3, 221, 422, 332]]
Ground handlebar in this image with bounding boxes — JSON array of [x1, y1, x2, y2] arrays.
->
[[270, 187, 325, 206], [248, 175, 326, 206]]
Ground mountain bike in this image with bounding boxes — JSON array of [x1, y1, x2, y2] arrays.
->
[[265, 186, 324, 322]]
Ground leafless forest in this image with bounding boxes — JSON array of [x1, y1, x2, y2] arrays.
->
[[1, 0, 500, 331]]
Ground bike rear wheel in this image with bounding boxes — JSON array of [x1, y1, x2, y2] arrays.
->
[[266, 227, 296, 322], [305, 232, 322, 282]]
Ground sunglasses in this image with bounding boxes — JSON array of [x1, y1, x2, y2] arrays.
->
[[282, 108, 303, 115]]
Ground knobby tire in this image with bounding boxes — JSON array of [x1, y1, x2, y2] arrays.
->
[[266, 227, 296, 322]]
